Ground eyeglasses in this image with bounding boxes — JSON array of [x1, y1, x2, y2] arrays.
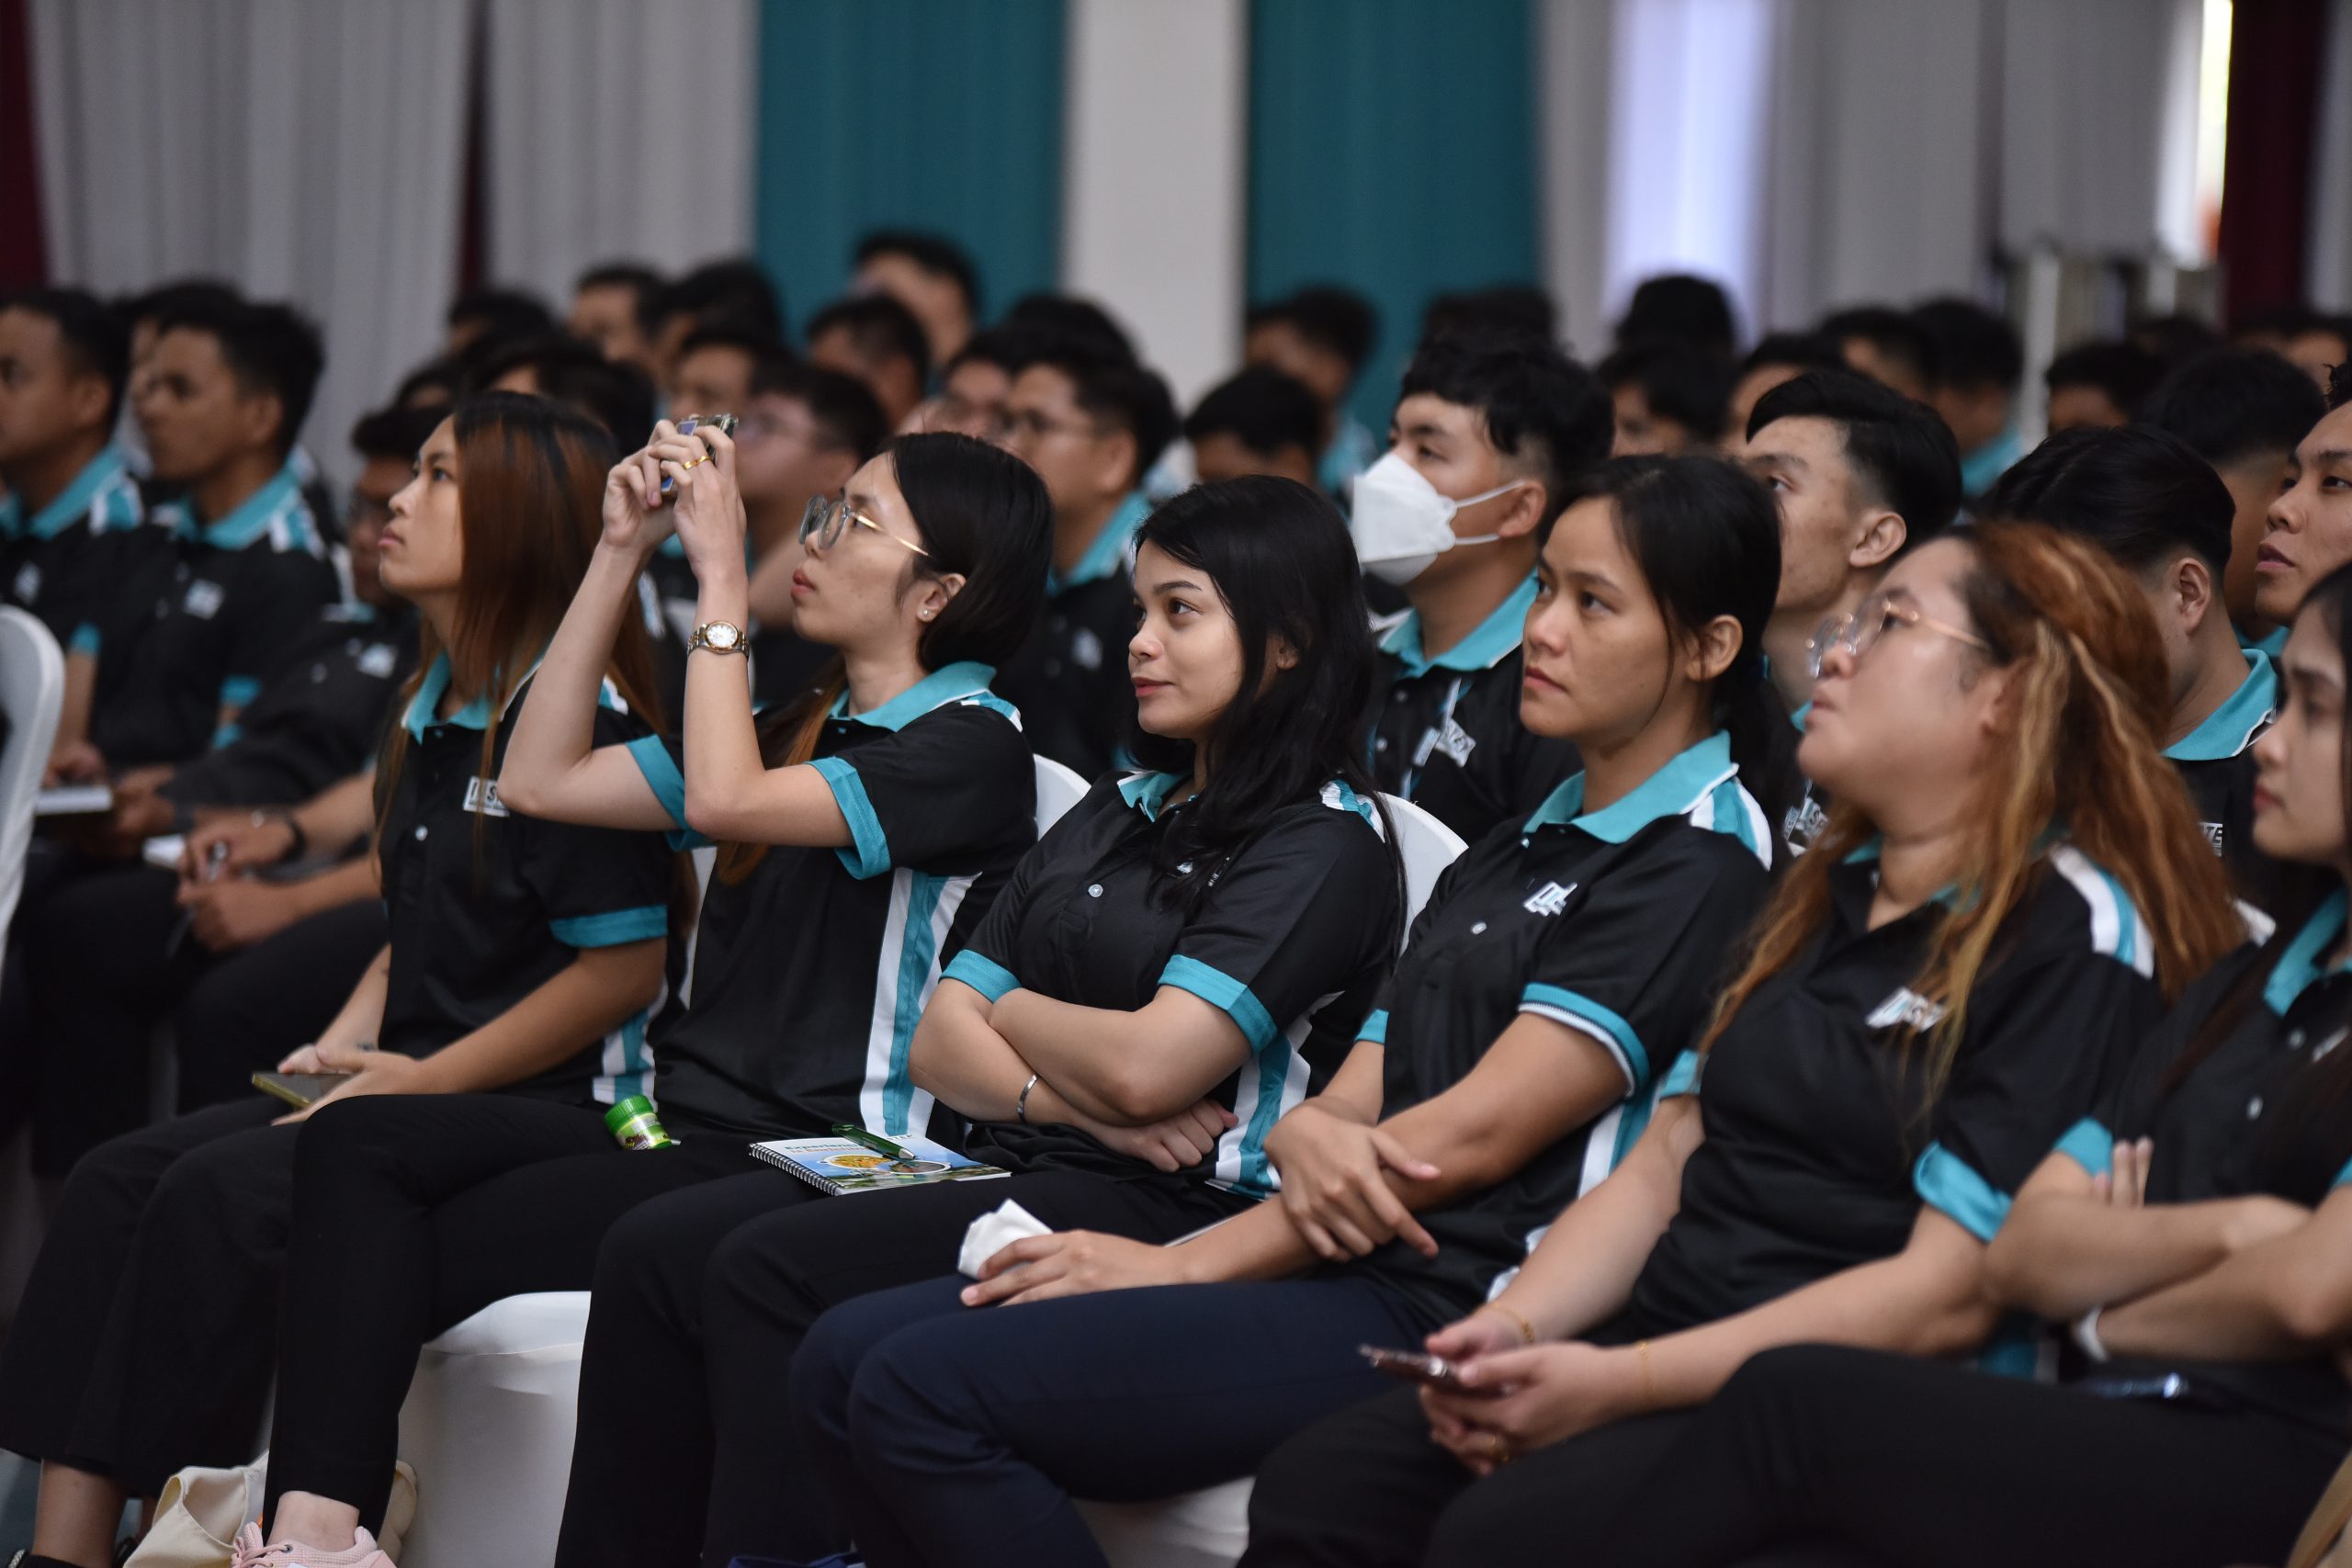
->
[[1808, 593, 1996, 680], [345, 494, 394, 529], [798, 495, 931, 559]]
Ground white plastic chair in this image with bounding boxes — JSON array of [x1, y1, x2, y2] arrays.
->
[[1033, 752, 1090, 834], [0, 607, 64, 953], [1076, 792, 1465, 1568]]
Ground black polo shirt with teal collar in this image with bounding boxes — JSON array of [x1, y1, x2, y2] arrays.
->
[[0, 446, 157, 650], [1348, 731, 1777, 1324], [1631, 837, 2167, 1337], [378, 656, 673, 1105], [943, 767, 1399, 1206], [2053, 890, 2352, 1440], [2167, 649, 2283, 908], [621, 661, 1036, 1140], [157, 602, 416, 811], [89, 461, 339, 768], [996, 490, 1153, 780], [1369, 575, 1581, 845]]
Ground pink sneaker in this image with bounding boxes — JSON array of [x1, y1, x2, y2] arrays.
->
[[228, 1521, 397, 1568]]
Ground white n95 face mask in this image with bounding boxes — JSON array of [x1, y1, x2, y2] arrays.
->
[[1348, 452, 1527, 585]]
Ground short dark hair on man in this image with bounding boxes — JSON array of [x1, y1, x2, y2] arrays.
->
[[1598, 339, 1734, 444], [1741, 332, 1848, 378], [153, 294, 326, 458], [2130, 312, 2222, 371], [2330, 359, 2352, 413], [806, 293, 932, 386], [349, 402, 445, 467], [576, 261, 664, 299], [393, 356, 466, 412], [1983, 424, 2236, 575], [447, 287, 555, 343], [654, 257, 786, 344], [1420, 287, 1558, 354], [1027, 343, 1180, 486], [1183, 367, 1326, 459], [1747, 368, 1962, 549], [1616, 274, 1737, 361], [854, 231, 980, 316], [2140, 347, 2327, 468], [675, 320, 786, 367], [5, 287, 131, 426], [120, 278, 240, 329], [2043, 339, 2165, 419], [945, 324, 1050, 380], [1398, 330, 1611, 524], [1819, 305, 1939, 389], [1911, 298, 2023, 393], [1004, 294, 1136, 364], [752, 359, 890, 462], [472, 334, 658, 448], [1246, 286, 1378, 376]]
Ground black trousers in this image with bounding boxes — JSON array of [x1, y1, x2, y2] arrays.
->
[[0, 1099, 294, 1493], [552, 1169, 1243, 1568], [9, 863, 380, 1173], [1587, 1345, 2346, 1568], [262, 1094, 752, 1530], [1243, 1383, 1888, 1568]]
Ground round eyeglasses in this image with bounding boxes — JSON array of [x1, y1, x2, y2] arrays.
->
[[1807, 593, 1995, 680], [798, 495, 932, 559]]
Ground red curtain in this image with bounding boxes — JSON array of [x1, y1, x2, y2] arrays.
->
[[2217, 0, 2329, 324], [0, 0, 47, 288]]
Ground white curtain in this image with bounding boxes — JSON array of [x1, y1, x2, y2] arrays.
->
[[1535, 0, 1617, 358], [2311, 0, 2352, 310], [29, 0, 472, 491], [481, 0, 757, 313]]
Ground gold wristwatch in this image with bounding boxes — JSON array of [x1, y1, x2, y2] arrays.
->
[[688, 620, 747, 656]]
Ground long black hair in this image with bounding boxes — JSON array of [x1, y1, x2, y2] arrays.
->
[[2165, 563, 2352, 1184], [1125, 476, 1396, 915], [718, 431, 1050, 882], [1536, 456, 1796, 833]]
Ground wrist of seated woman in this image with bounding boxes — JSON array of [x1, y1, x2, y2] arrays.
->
[[1476, 1300, 1541, 1345]]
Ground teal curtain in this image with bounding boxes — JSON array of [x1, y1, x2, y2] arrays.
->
[[753, 0, 1065, 341], [1249, 0, 1541, 433]]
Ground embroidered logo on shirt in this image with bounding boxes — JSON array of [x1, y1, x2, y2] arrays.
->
[[1522, 881, 1577, 918], [12, 562, 39, 603], [1867, 987, 1948, 1032], [1070, 628, 1104, 671], [1434, 716, 1477, 768], [461, 776, 511, 818], [183, 579, 227, 619], [358, 643, 400, 679], [2201, 821, 2225, 854]]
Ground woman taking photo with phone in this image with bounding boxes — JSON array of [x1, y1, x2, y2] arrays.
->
[[553, 475, 1405, 1568], [780, 456, 1792, 1568], [0, 393, 676, 1568], [1239, 521, 2246, 1568], [230, 422, 1057, 1568]]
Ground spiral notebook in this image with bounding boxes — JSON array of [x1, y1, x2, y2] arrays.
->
[[750, 1134, 1009, 1196]]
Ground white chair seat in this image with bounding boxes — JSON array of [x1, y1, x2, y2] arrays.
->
[[1079, 1482, 1255, 1568]]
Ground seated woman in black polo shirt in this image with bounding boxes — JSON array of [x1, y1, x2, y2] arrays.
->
[[1238, 521, 2251, 1568], [240, 426, 1054, 1565], [0, 393, 676, 1568], [553, 476, 1405, 1568], [1577, 561, 2352, 1568], [778, 457, 1793, 1568]]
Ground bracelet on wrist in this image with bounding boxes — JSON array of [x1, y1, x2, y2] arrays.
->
[[1015, 1072, 1041, 1124], [1476, 1302, 1538, 1345]]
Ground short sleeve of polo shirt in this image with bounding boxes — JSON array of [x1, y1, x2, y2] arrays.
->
[[1157, 803, 1398, 1056], [222, 551, 337, 705], [620, 730, 709, 851], [808, 704, 1033, 880], [2051, 944, 2257, 1179], [525, 705, 673, 949], [1516, 833, 1773, 1099], [1914, 948, 2165, 1242]]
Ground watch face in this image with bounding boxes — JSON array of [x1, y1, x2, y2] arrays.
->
[[704, 622, 741, 649]]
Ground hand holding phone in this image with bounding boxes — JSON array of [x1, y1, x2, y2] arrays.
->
[[1360, 1344, 1491, 1395], [660, 413, 738, 499]]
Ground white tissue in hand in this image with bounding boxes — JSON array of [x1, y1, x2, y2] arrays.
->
[[957, 1199, 1052, 1278]]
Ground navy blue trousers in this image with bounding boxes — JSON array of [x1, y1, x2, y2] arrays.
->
[[791, 1272, 1435, 1568]]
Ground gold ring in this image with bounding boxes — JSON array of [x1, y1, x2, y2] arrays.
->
[[1487, 1434, 1512, 1464], [677, 454, 708, 472]]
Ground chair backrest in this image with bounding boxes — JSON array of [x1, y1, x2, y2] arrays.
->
[[1033, 754, 1091, 837], [0, 608, 66, 952], [1375, 792, 1466, 939]]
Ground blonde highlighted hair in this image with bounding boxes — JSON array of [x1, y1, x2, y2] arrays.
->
[[1698, 521, 2243, 1112]]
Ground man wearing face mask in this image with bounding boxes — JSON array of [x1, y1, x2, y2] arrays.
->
[[1357, 331, 1612, 841]]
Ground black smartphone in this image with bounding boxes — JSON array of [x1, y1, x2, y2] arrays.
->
[[252, 1071, 355, 1110], [660, 413, 739, 498], [1360, 1344, 1485, 1394]]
